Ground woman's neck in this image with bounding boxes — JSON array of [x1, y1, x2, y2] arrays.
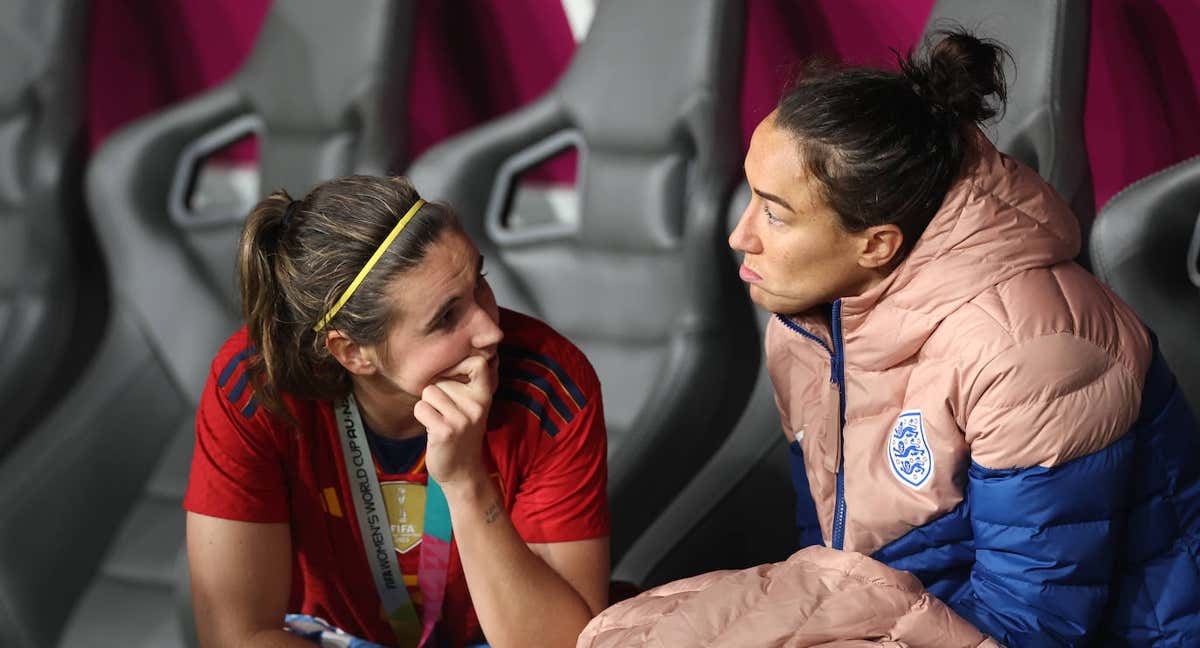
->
[[351, 376, 424, 440]]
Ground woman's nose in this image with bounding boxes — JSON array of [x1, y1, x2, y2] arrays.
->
[[472, 305, 504, 350], [729, 204, 760, 254]]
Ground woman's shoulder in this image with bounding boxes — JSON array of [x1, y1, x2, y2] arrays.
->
[[497, 308, 601, 401], [208, 327, 257, 376], [943, 262, 1150, 376], [934, 264, 1154, 468], [202, 327, 317, 432], [201, 328, 265, 420]]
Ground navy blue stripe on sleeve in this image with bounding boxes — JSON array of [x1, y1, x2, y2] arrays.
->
[[241, 397, 259, 419], [228, 372, 250, 404], [500, 366, 575, 422], [496, 386, 560, 437], [500, 344, 587, 409], [218, 348, 251, 388]]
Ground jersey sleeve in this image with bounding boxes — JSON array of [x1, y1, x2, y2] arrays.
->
[[183, 346, 290, 523], [508, 387, 610, 544]]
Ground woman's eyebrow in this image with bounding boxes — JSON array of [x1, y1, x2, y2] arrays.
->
[[753, 187, 794, 212], [425, 296, 459, 332]]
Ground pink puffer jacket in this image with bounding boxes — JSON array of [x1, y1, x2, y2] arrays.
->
[[766, 129, 1148, 557], [578, 546, 998, 647], [579, 130, 1161, 646]]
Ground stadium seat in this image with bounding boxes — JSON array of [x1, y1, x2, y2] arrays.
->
[[616, 0, 1095, 588], [613, 187, 795, 586], [1091, 155, 1200, 410], [0, 0, 97, 456], [0, 2, 413, 646], [407, 0, 755, 561]]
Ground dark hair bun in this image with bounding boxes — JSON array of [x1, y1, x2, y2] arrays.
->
[[900, 28, 1011, 124]]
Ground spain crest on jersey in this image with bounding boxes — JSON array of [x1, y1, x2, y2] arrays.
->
[[888, 410, 933, 489]]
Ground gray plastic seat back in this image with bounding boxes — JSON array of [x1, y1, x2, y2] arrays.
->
[[409, 0, 752, 559], [619, 0, 1095, 586], [93, 0, 411, 422], [1091, 157, 1200, 409], [0, 3, 412, 646], [0, 0, 89, 452], [926, 0, 1094, 223]]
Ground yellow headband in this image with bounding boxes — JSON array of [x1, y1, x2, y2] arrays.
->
[[313, 199, 426, 332]]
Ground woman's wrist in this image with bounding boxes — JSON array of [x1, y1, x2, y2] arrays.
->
[[440, 470, 508, 532], [436, 466, 493, 504]]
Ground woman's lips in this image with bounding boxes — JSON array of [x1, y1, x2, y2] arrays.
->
[[739, 264, 763, 283]]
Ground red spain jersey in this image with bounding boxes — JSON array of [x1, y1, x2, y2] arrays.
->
[[184, 308, 609, 646]]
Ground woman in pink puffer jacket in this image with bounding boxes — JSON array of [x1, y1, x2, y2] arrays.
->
[[580, 30, 1199, 647]]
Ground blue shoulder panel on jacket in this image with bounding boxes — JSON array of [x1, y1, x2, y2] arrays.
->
[[1104, 347, 1200, 644]]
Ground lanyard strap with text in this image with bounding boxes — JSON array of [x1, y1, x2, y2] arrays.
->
[[335, 395, 453, 647]]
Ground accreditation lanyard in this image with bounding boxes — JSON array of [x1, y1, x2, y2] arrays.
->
[[335, 395, 453, 647]]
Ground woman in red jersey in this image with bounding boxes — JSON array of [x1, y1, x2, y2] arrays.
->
[[185, 175, 609, 648]]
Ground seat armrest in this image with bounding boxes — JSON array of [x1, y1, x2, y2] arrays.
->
[[85, 86, 249, 244], [406, 94, 567, 216], [84, 85, 248, 395]]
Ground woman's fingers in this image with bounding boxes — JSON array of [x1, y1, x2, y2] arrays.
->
[[440, 355, 494, 394], [428, 355, 493, 422], [435, 380, 487, 422], [420, 384, 468, 432], [412, 398, 445, 432], [420, 356, 494, 486]]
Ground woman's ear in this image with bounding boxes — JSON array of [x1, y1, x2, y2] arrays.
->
[[325, 330, 378, 376], [857, 224, 905, 270]]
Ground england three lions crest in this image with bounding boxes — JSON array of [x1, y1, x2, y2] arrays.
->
[[888, 410, 933, 488]]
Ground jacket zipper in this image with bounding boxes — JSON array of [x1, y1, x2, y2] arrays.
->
[[774, 313, 834, 366], [829, 301, 847, 550], [774, 307, 848, 550]]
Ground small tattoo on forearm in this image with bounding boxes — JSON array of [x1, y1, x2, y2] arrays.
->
[[484, 503, 501, 524]]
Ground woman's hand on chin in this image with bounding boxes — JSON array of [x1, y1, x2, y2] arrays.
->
[[414, 354, 494, 489]]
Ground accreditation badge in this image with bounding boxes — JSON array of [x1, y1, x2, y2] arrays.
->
[[380, 481, 426, 554]]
